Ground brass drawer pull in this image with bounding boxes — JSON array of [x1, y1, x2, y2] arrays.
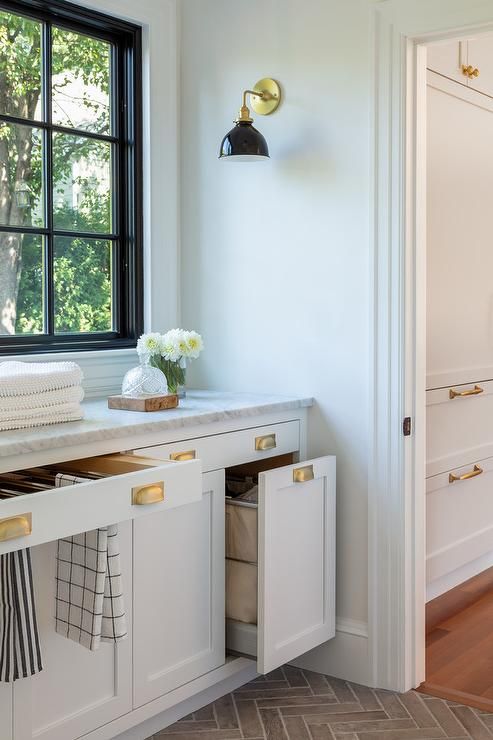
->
[[449, 465, 483, 484], [293, 464, 314, 483], [170, 450, 196, 462], [449, 384, 484, 400], [0, 514, 32, 543], [255, 433, 277, 451], [132, 482, 165, 505]]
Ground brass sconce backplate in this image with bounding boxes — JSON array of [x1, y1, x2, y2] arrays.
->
[[251, 78, 281, 116]]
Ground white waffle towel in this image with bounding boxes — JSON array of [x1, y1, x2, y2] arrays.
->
[[0, 385, 84, 412], [0, 402, 83, 424], [0, 409, 84, 432], [0, 361, 83, 397]]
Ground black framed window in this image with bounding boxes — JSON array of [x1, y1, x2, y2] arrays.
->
[[0, 0, 142, 353]]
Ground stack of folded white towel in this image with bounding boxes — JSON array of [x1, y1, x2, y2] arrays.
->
[[0, 361, 84, 432]]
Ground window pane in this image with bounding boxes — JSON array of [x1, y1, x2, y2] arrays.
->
[[54, 236, 112, 333], [0, 11, 43, 121], [53, 133, 112, 233], [0, 122, 44, 228], [0, 232, 44, 335], [52, 27, 111, 135]]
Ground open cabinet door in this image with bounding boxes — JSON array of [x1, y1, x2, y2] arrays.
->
[[257, 456, 336, 674]]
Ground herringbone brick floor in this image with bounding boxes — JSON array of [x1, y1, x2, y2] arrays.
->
[[148, 666, 493, 740]]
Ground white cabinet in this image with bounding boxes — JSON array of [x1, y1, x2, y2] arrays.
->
[[0, 685, 12, 740], [427, 72, 493, 388], [0, 453, 202, 556], [427, 456, 493, 593], [0, 407, 333, 740], [426, 380, 493, 477], [133, 470, 225, 707], [427, 40, 466, 84], [463, 35, 493, 98], [13, 521, 132, 740], [427, 35, 493, 98], [226, 456, 336, 674]]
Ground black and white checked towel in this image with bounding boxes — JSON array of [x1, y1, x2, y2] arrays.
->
[[55, 474, 127, 651], [0, 548, 43, 682]]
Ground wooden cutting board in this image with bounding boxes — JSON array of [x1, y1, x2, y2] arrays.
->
[[108, 394, 179, 411]]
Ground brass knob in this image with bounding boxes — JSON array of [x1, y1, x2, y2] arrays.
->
[[462, 64, 480, 79]]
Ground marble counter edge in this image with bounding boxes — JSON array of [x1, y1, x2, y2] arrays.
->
[[0, 393, 314, 459]]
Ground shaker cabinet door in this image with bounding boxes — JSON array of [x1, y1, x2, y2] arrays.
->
[[464, 35, 493, 98], [0, 685, 12, 740], [258, 456, 336, 674], [13, 521, 133, 740], [133, 469, 225, 707], [426, 40, 466, 84]]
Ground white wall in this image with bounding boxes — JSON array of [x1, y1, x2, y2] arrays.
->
[[180, 0, 371, 627]]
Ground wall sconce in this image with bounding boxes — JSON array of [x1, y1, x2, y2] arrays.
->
[[219, 78, 281, 161]]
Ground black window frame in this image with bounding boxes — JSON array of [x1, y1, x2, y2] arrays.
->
[[0, 0, 143, 354]]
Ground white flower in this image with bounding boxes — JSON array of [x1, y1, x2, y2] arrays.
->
[[160, 329, 182, 362], [137, 332, 162, 358], [184, 330, 204, 359]]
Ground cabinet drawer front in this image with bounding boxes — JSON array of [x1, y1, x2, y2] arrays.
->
[[0, 455, 202, 555], [426, 379, 493, 476], [135, 420, 300, 472], [426, 455, 493, 584]]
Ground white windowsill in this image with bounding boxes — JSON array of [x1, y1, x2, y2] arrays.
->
[[0, 348, 137, 400]]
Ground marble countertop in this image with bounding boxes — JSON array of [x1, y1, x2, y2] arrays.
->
[[0, 391, 313, 459]]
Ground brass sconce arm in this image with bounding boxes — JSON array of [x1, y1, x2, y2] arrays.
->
[[235, 79, 281, 122]]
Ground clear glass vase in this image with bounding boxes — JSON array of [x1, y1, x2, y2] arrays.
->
[[121, 360, 168, 397], [151, 356, 187, 397]]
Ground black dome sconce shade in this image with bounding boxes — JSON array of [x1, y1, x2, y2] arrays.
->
[[219, 78, 281, 161]]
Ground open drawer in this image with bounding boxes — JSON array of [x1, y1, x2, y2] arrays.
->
[[0, 453, 202, 555], [225, 455, 336, 674]]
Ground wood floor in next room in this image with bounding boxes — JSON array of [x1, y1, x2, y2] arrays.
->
[[420, 566, 493, 712], [146, 665, 493, 739]]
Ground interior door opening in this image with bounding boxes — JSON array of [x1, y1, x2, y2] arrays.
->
[[417, 30, 493, 710]]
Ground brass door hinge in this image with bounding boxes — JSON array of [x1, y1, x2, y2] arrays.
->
[[403, 417, 412, 437]]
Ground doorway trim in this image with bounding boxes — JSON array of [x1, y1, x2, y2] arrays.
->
[[368, 0, 493, 693]]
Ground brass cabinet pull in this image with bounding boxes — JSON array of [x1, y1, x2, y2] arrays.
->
[[449, 464, 483, 484], [255, 433, 277, 451], [462, 64, 480, 78], [132, 482, 165, 505], [449, 384, 484, 400], [170, 450, 196, 462], [293, 464, 314, 483], [0, 514, 32, 543]]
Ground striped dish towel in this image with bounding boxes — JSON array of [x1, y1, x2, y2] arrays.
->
[[55, 474, 127, 650], [0, 549, 43, 682]]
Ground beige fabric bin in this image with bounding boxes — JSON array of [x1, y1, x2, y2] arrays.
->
[[226, 558, 257, 624], [226, 500, 258, 563]]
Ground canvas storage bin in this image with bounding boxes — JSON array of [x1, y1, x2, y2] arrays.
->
[[226, 558, 257, 624], [226, 501, 258, 563], [225, 478, 258, 624]]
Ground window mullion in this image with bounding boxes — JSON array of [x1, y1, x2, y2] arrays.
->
[[43, 20, 54, 336]]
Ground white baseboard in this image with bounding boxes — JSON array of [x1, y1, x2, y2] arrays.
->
[[427, 549, 493, 601], [291, 618, 369, 686]]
